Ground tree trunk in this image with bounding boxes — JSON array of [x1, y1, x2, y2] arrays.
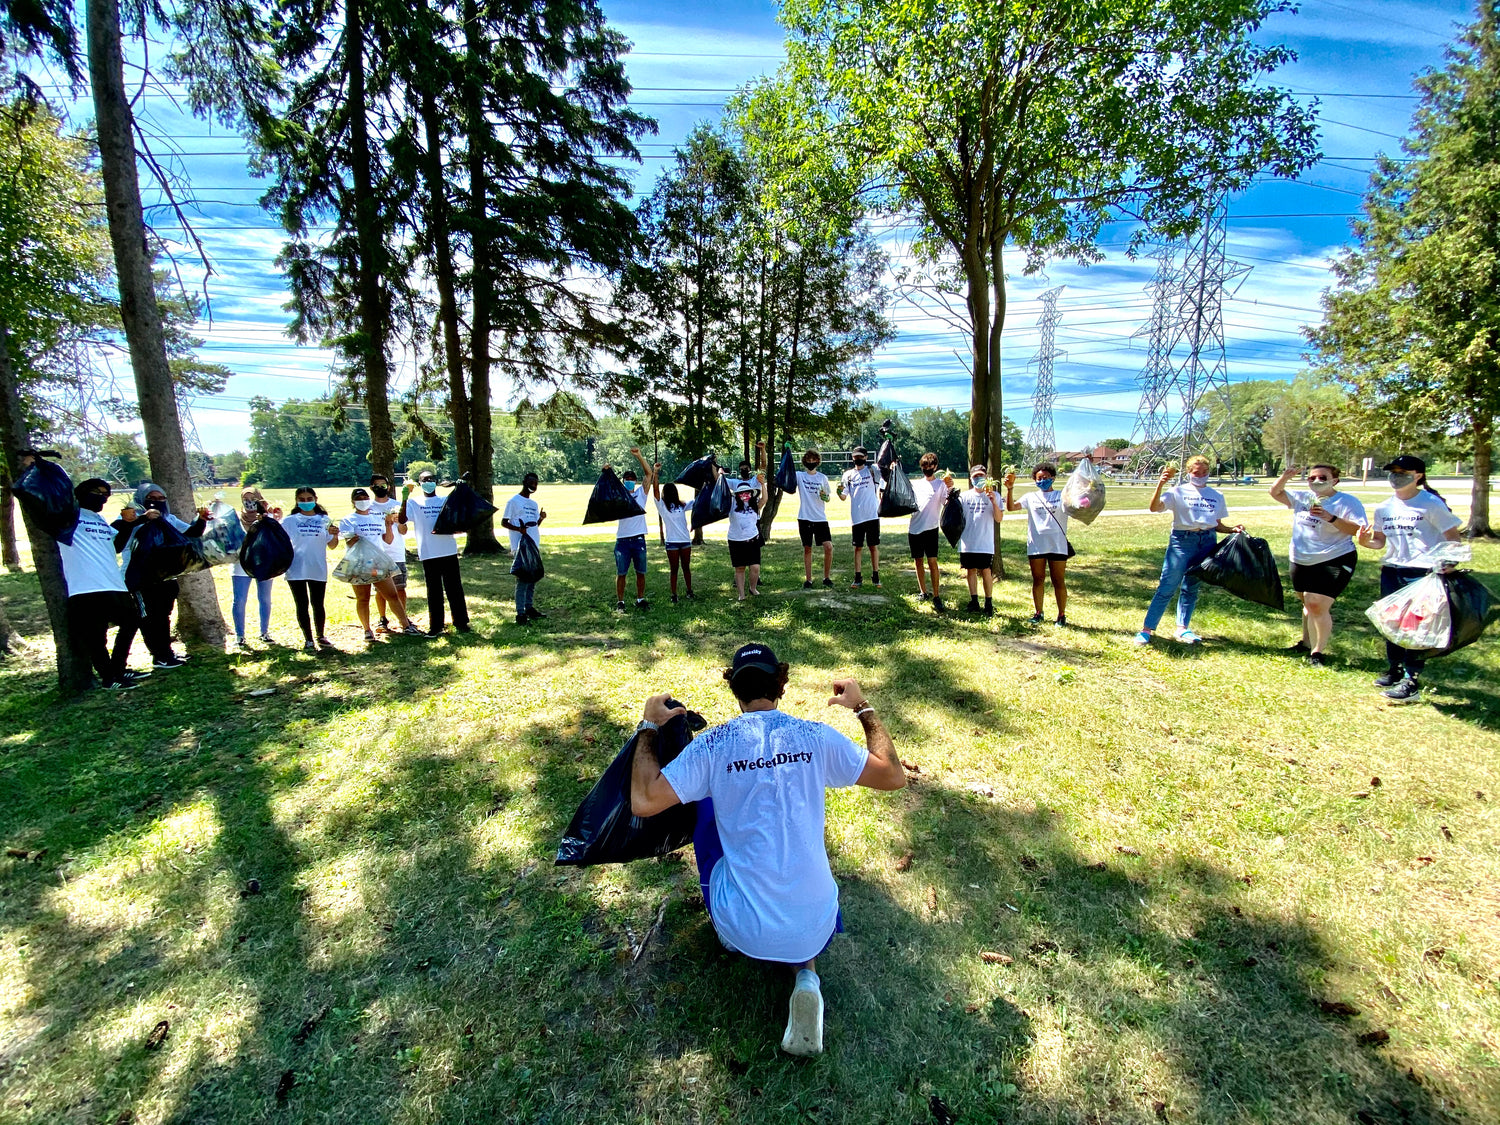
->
[[986, 244, 1008, 579], [87, 0, 225, 649], [1467, 411, 1495, 537], [0, 481, 20, 570], [0, 320, 90, 691], [460, 0, 501, 555], [346, 0, 397, 483], [759, 258, 803, 543]]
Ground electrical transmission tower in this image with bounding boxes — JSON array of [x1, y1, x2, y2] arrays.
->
[[1128, 195, 1250, 476], [1024, 286, 1065, 466], [177, 392, 217, 488], [50, 345, 130, 485]]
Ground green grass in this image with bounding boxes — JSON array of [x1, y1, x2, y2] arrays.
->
[[1, 507, 1497, 1125]]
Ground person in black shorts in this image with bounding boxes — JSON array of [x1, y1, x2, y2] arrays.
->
[[837, 447, 885, 587], [794, 450, 835, 589], [1270, 463, 1367, 666], [907, 453, 954, 611]]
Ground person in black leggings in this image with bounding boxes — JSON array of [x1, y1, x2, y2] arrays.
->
[[282, 486, 339, 653]]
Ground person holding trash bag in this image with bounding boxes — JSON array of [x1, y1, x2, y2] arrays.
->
[[283, 487, 339, 652], [609, 448, 655, 611], [795, 450, 835, 590], [651, 473, 696, 602], [908, 453, 954, 611], [957, 465, 1004, 615], [402, 470, 469, 635], [366, 473, 409, 634], [342, 487, 425, 643], [1269, 464, 1366, 666], [837, 446, 885, 587], [501, 472, 548, 625], [59, 478, 145, 689], [1357, 455, 1463, 704], [629, 642, 906, 1057], [1135, 456, 1243, 647], [1005, 463, 1072, 625], [227, 486, 281, 649], [114, 482, 209, 669], [728, 461, 767, 601]]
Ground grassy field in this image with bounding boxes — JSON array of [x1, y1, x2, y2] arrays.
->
[[1, 497, 1498, 1125]]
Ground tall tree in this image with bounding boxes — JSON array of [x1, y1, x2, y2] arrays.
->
[[1308, 1, 1500, 536], [775, 0, 1318, 474]]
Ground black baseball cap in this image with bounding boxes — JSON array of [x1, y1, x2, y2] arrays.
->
[[1382, 455, 1426, 473], [730, 642, 780, 681], [74, 478, 110, 497], [852, 446, 868, 457]]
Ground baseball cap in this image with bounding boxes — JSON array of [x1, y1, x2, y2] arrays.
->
[[1382, 455, 1426, 473], [730, 642, 780, 681], [74, 478, 110, 498]]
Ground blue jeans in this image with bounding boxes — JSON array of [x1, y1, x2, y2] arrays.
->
[[515, 580, 535, 614], [232, 574, 273, 639], [614, 535, 647, 576], [1142, 530, 1218, 633]]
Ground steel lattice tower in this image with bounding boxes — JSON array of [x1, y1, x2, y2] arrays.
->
[[1024, 286, 1065, 465], [51, 345, 130, 485], [1127, 252, 1180, 474], [177, 392, 217, 488]]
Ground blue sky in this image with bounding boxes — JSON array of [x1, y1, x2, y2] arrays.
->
[[53, 0, 1476, 455]]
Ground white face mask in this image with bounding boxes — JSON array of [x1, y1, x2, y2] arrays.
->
[[1308, 478, 1337, 496], [1188, 472, 1208, 487], [353, 499, 371, 512]]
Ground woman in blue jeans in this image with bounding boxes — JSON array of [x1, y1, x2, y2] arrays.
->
[[230, 486, 282, 648], [1135, 456, 1243, 646]]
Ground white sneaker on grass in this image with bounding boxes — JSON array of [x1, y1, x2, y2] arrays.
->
[[780, 968, 824, 1056]]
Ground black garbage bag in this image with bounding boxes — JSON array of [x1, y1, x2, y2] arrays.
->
[[940, 488, 966, 547], [775, 446, 797, 493], [14, 454, 79, 544], [1186, 530, 1284, 610], [555, 702, 705, 866], [879, 462, 918, 518], [876, 435, 897, 474], [583, 466, 643, 524], [510, 534, 545, 583], [691, 473, 732, 529], [432, 480, 497, 536], [1430, 570, 1498, 658], [124, 518, 197, 588], [675, 454, 718, 490], [238, 516, 295, 581]]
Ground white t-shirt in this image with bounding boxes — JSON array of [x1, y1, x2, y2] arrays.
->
[[58, 509, 127, 596], [661, 710, 869, 963], [909, 475, 950, 534], [338, 511, 391, 546], [616, 483, 648, 539], [840, 465, 884, 524], [1287, 489, 1366, 564], [1373, 490, 1462, 567], [501, 493, 541, 552], [656, 498, 693, 544], [796, 471, 830, 522], [283, 512, 333, 582], [958, 487, 1001, 555], [405, 492, 458, 560], [727, 490, 761, 542], [1020, 489, 1070, 555], [1160, 483, 1228, 531], [368, 497, 406, 562]]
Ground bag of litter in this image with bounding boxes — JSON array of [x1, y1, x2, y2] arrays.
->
[[1060, 458, 1106, 525], [238, 516, 295, 581], [1187, 531, 1285, 610], [675, 454, 718, 490], [1430, 571, 1497, 657], [332, 536, 400, 585], [555, 703, 704, 866], [691, 473, 732, 530], [1366, 569, 1496, 657], [583, 467, 643, 524], [14, 454, 79, 544], [124, 518, 196, 588], [510, 534, 545, 583], [432, 479, 497, 536], [775, 446, 798, 494], [940, 488, 966, 547], [208, 499, 247, 553], [876, 434, 897, 474], [879, 462, 918, 517]]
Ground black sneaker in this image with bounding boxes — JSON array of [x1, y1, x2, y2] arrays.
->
[[984, 599, 994, 617], [1055, 614, 1067, 626], [636, 598, 651, 610], [455, 623, 472, 633], [122, 670, 152, 682], [822, 578, 833, 589], [967, 597, 981, 613], [803, 580, 814, 590], [526, 608, 546, 619], [1307, 652, 1328, 668], [671, 594, 680, 603], [515, 614, 531, 626], [685, 590, 696, 599], [1028, 612, 1044, 624], [1286, 640, 1309, 654], [1384, 677, 1422, 704], [405, 624, 430, 637], [153, 656, 186, 670], [615, 600, 627, 611], [932, 596, 945, 614], [850, 574, 862, 588], [871, 572, 882, 588], [378, 617, 390, 632], [919, 591, 931, 601], [1373, 668, 1403, 688], [102, 678, 139, 691]]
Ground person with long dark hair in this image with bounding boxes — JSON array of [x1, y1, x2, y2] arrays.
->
[[727, 462, 767, 601], [652, 474, 696, 602], [1269, 463, 1366, 666], [283, 486, 339, 652], [1357, 455, 1463, 704]]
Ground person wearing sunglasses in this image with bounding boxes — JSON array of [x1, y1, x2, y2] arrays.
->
[[1269, 464, 1366, 667]]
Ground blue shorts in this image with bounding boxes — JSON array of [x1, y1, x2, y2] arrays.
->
[[694, 798, 843, 961], [614, 535, 647, 576]]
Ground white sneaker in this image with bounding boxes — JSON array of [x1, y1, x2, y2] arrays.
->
[[780, 969, 824, 1056]]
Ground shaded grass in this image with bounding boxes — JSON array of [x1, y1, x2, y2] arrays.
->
[[0, 511, 1497, 1124]]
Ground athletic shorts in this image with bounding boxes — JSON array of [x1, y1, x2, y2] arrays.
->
[[614, 535, 647, 576], [959, 551, 993, 571], [728, 538, 762, 568], [1291, 550, 1357, 598], [908, 528, 940, 560], [390, 561, 408, 589], [1027, 551, 1070, 562], [798, 519, 832, 547], [665, 541, 691, 553], [852, 519, 881, 548]]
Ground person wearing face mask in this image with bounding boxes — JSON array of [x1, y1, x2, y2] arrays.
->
[[607, 447, 655, 611], [401, 470, 468, 635], [60, 479, 145, 689], [228, 486, 282, 649], [1134, 456, 1243, 646], [908, 453, 954, 611], [836, 446, 885, 588], [366, 473, 409, 633], [344, 487, 425, 642], [649, 471, 695, 603], [282, 487, 339, 652], [795, 450, 835, 589], [957, 465, 1004, 615], [1269, 464, 1366, 667], [1004, 462, 1072, 625], [114, 481, 210, 669], [727, 450, 768, 601], [501, 471, 548, 622], [1356, 455, 1463, 704]]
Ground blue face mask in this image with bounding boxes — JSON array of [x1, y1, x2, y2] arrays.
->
[[297, 500, 316, 512], [421, 480, 437, 495], [1037, 478, 1054, 492]]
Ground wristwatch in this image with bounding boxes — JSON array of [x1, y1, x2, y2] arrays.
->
[[636, 719, 659, 734]]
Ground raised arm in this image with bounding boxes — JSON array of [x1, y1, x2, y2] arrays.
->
[[1269, 465, 1296, 508], [630, 694, 690, 817], [1003, 471, 1022, 512], [629, 447, 651, 485], [1149, 466, 1175, 513], [651, 463, 663, 501], [828, 678, 905, 791], [753, 470, 766, 512]]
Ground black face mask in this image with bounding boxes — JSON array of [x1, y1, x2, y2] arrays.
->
[[853, 457, 867, 467], [144, 499, 167, 513], [372, 484, 389, 497], [922, 468, 935, 478], [79, 493, 107, 512]]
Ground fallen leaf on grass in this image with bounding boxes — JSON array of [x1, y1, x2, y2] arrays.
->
[[1154, 1101, 1169, 1122], [1411, 856, 1435, 868], [1317, 1000, 1360, 1017], [929, 1094, 957, 1125], [1241, 957, 1259, 968], [1370, 777, 1381, 788], [965, 782, 995, 798], [1116, 845, 1142, 856], [1018, 855, 1039, 870], [925, 887, 938, 914], [1356, 1029, 1391, 1047], [292, 1006, 328, 1045], [5, 848, 28, 859], [1440, 825, 1453, 841], [894, 851, 914, 872], [1085, 861, 1107, 871], [964, 1002, 981, 1014], [115, 1112, 133, 1124], [980, 951, 1013, 965], [900, 759, 921, 773], [144, 1020, 169, 1051], [1423, 947, 1445, 963], [1030, 940, 1060, 955], [275, 1069, 296, 1103], [1352, 791, 1371, 800]]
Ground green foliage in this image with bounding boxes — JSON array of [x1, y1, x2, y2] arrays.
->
[[247, 397, 377, 487], [100, 432, 151, 485], [211, 450, 248, 482]]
